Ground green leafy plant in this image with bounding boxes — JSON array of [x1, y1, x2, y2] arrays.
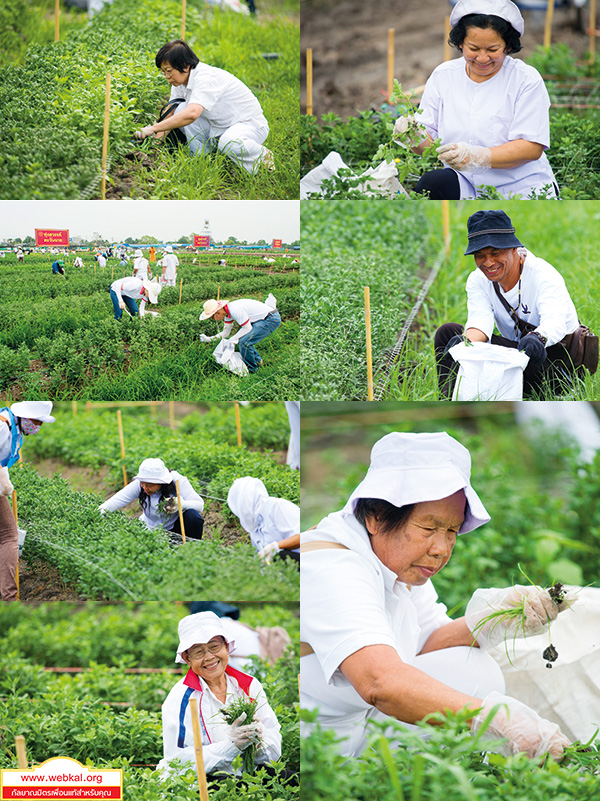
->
[[221, 696, 260, 775]]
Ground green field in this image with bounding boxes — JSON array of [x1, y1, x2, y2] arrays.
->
[[0, 250, 300, 400]]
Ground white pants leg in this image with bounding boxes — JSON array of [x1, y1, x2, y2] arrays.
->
[[179, 108, 213, 156], [217, 119, 269, 172]]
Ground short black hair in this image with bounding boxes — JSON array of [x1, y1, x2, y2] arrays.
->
[[354, 498, 415, 536], [155, 40, 200, 72], [449, 13, 522, 55]]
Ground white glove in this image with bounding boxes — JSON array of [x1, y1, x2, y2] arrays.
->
[[437, 142, 492, 171], [134, 125, 156, 140], [465, 585, 575, 650], [230, 713, 261, 749], [221, 338, 235, 349], [0, 467, 14, 497], [471, 691, 571, 761], [258, 541, 281, 562], [392, 115, 428, 148], [199, 334, 212, 343]]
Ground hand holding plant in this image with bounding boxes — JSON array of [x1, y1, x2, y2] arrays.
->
[[222, 697, 261, 775], [158, 496, 178, 516]]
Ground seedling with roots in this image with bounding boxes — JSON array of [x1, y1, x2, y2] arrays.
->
[[221, 696, 261, 775]]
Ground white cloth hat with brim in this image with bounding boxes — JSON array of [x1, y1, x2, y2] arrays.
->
[[135, 249, 143, 258], [175, 612, 236, 663], [133, 458, 173, 485], [227, 476, 269, 534], [341, 432, 490, 534], [142, 280, 162, 304], [450, 0, 524, 35], [10, 401, 55, 423], [166, 246, 173, 253], [199, 299, 229, 321]]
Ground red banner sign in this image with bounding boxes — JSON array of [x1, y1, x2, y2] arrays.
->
[[272, 239, 282, 249], [194, 235, 210, 247], [35, 229, 70, 246]]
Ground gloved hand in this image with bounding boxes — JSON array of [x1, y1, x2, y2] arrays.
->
[[465, 585, 576, 650], [518, 333, 547, 367], [162, 497, 179, 514], [471, 691, 571, 761], [393, 115, 428, 148], [0, 467, 14, 497], [258, 541, 281, 562], [199, 334, 212, 343], [443, 334, 470, 356], [437, 142, 492, 171], [134, 125, 156, 140], [230, 713, 261, 749]]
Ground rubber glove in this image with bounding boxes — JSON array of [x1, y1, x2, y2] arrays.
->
[[230, 713, 261, 749], [518, 333, 547, 367], [443, 334, 470, 356], [134, 126, 156, 140], [0, 467, 14, 497], [465, 585, 576, 650], [258, 541, 281, 562], [199, 334, 212, 343], [471, 691, 571, 761], [437, 142, 492, 171]]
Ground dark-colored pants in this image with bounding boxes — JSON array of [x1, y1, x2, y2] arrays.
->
[[0, 495, 18, 602], [415, 168, 461, 199], [168, 509, 204, 540], [110, 289, 138, 320], [434, 322, 574, 399]]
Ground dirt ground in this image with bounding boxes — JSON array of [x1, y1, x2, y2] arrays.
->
[[301, 0, 592, 118]]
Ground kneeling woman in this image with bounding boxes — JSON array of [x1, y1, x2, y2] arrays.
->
[[157, 612, 282, 778], [99, 458, 204, 540]]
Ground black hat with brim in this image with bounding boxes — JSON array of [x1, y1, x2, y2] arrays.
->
[[464, 209, 523, 255]]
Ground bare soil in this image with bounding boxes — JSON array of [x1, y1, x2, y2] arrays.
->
[[301, 0, 592, 119]]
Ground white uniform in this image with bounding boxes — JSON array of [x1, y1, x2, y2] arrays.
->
[[162, 253, 179, 286], [98, 471, 203, 530], [419, 56, 557, 198], [465, 250, 579, 346], [110, 277, 146, 302], [227, 477, 300, 554], [301, 512, 505, 757], [224, 299, 273, 327], [133, 256, 150, 280], [169, 63, 269, 172], [97, 254, 107, 269], [157, 665, 281, 776]]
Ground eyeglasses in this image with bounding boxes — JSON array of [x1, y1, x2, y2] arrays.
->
[[160, 68, 175, 77], [186, 640, 227, 660]]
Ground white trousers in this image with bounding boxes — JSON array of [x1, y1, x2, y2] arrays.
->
[[179, 106, 269, 173]]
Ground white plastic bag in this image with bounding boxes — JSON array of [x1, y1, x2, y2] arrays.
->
[[213, 339, 249, 377], [18, 527, 27, 558], [359, 160, 406, 198], [450, 342, 529, 401], [300, 152, 349, 199]]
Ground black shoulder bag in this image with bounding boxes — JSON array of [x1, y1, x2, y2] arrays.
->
[[157, 97, 188, 151]]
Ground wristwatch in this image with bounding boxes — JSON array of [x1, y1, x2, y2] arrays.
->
[[532, 332, 548, 346]]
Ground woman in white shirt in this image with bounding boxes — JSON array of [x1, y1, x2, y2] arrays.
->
[[402, 0, 557, 199], [109, 277, 161, 319], [99, 458, 204, 540], [134, 40, 273, 173]]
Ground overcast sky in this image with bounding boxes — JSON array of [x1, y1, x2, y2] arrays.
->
[[0, 200, 300, 242]]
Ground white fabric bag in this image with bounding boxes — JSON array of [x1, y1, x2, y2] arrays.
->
[[450, 342, 529, 401], [300, 152, 349, 199], [212, 340, 249, 377]]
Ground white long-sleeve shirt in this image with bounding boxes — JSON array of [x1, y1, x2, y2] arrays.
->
[[110, 277, 146, 302], [221, 299, 275, 343], [98, 472, 203, 529], [157, 665, 281, 776], [227, 477, 300, 553], [133, 257, 150, 279], [464, 250, 579, 346], [162, 254, 179, 281]]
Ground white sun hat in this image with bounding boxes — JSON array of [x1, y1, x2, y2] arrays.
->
[[135, 249, 143, 257], [199, 299, 229, 321], [142, 280, 162, 304], [342, 432, 490, 534], [10, 401, 55, 423], [133, 458, 172, 484], [166, 245, 173, 253], [450, 0, 524, 35], [227, 477, 269, 534], [175, 612, 236, 663]]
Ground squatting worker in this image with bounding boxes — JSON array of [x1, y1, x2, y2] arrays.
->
[[134, 40, 274, 173], [199, 298, 281, 373], [395, 0, 557, 199], [300, 432, 574, 760], [157, 611, 282, 779], [434, 209, 582, 399], [99, 458, 205, 540], [51, 260, 66, 276], [109, 276, 162, 320], [0, 402, 55, 602]]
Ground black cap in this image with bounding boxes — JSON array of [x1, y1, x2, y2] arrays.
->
[[464, 210, 523, 255]]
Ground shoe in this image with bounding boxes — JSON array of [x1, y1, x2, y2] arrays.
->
[[261, 149, 275, 172]]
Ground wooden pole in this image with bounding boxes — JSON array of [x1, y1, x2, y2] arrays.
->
[[306, 48, 313, 115], [217, 284, 220, 301], [181, 0, 187, 40], [176, 480, 187, 544], [150, 401, 158, 420], [442, 200, 450, 257], [189, 698, 209, 801], [179, 277, 183, 304], [12, 489, 19, 600], [234, 402, 242, 446], [54, 0, 60, 42], [15, 736, 28, 769], [387, 28, 395, 99], [590, 0, 597, 65], [72, 401, 78, 416], [101, 74, 111, 200], [444, 16, 451, 62], [544, 0, 554, 49], [169, 401, 176, 431], [364, 286, 374, 401], [86, 401, 92, 413], [116, 410, 128, 487]]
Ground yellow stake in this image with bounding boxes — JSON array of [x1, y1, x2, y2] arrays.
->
[[189, 699, 209, 801], [234, 402, 242, 446], [387, 29, 395, 99], [176, 480, 187, 543], [72, 400, 78, 416], [306, 48, 313, 115], [181, 0, 187, 40], [544, 0, 554, 49], [116, 410, 128, 488], [364, 286, 374, 401], [443, 16, 451, 62], [15, 736, 28, 769], [179, 277, 183, 304], [101, 74, 111, 200], [54, 0, 60, 42]]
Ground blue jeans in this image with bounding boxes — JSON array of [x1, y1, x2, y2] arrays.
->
[[110, 289, 138, 320], [238, 311, 281, 372]]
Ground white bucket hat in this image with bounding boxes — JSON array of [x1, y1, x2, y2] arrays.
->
[[227, 477, 269, 534], [175, 612, 236, 663], [450, 0, 524, 35], [166, 246, 173, 253], [134, 249, 143, 258], [199, 299, 229, 321], [10, 401, 55, 423], [342, 432, 490, 534], [142, 280, 162, 304], [133, 458, 172, 484]]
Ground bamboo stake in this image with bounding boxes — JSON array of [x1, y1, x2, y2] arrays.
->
[[442, 200, 450, 257], [72, 401, 78, 416], [116, 410, 128, 487], [15, 736, 27, 769], [189, 698, 209, 801], [169, 401, 176, 431], [590, 0, 597, 65], [387, 28, 395, 99], [54, 0, 60, 42], [86, 401, 93, 412], [306, 48, 313, 115], [544, 0, 554, 49], [179, 277, 183, 304], [444, 16, 451, 62], [234, 402, 242, 446], [101, 74, 111, 200], [364, 286, 374, 401], [217, 284, 220, 301], [176, 480, 187, 544], [181, 0, 187, 40], [150, 401, 158, 420]]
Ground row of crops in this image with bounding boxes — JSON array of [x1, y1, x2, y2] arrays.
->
[[0, 602, 299, 801], [15, 402, 299, 600], [1, 0, 299, 200], [0, 251, 300, 400]]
